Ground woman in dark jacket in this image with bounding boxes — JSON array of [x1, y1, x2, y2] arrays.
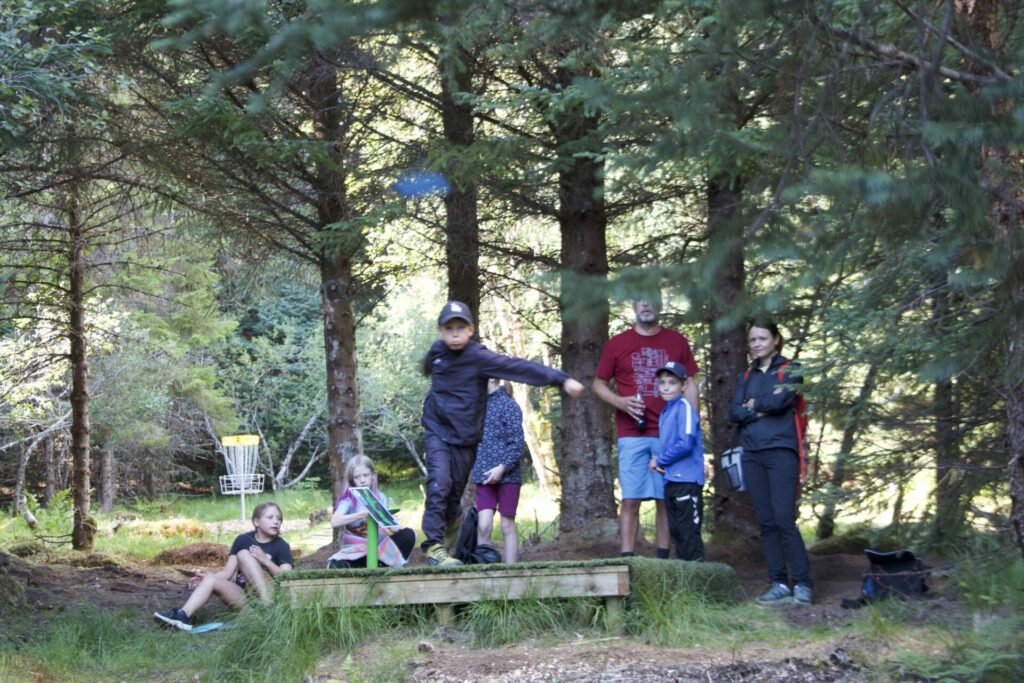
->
[[730, 321, 812, 605]]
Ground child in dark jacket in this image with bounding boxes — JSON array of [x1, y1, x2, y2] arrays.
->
[[420, 301, 585, 566], [653, 361, 705, 561]]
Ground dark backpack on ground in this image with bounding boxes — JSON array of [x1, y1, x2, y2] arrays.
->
[[453, 507, 479, 564], [842, 549, 927, 608], [453, 507, 503, 565]]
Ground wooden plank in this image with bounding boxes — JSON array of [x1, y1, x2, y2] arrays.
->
[[604, 596, 624, 633], [434, 603, 455, 626], [281, 565, 630, 609]]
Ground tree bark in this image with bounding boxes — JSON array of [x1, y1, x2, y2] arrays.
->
[[555, 101, 617, 532], [320, 254, 362, 502], [956, 0, 1024, 559], [705, 173, 758, 542], [143, 460, 158, 502], [43, 436, 56, 505], [98, 445, 114, 513], [67, 176, 94, 551], [309, 53, 364, 504], [13, 438, 36, 518], [439, 47, 480, 319]]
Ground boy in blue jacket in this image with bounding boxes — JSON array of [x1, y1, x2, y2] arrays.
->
[[653, 361, 705, 561], [420, 301, 585, 566]]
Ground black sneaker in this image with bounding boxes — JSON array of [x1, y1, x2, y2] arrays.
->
[[153, 607, 192, 631]]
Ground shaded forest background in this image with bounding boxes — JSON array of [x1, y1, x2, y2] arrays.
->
[[1, 0, 1021, 558]]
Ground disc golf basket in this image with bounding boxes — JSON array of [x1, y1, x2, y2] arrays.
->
[[219, 435, 264, 521]]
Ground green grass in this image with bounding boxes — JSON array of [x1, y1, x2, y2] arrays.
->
[[460, 596, 603, 647], [5, 608, 222, 682], [209, 600, 434, 682]]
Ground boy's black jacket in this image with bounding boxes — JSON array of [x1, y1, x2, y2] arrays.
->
[[422, 339, 568, 446]]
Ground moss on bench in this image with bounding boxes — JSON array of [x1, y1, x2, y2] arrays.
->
[[280, 556, 741, 607]]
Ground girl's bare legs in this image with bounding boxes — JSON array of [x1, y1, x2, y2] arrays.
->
[[500, 515, 518, 564], [236, 549, 273, 604], [182, 574, 246, 616], [476, 508, 496, 547]]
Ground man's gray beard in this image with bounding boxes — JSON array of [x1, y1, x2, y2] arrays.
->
[[636, 313, 660, 325]]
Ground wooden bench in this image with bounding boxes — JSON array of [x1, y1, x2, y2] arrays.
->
[[279, 563, 631, 628]]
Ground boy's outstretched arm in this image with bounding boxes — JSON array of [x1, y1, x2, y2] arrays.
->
[[563, 378, 585, 397]]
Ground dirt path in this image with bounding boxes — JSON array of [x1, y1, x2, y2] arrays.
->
[[1, 550, 188, 620], [397, 637, 870, 682]]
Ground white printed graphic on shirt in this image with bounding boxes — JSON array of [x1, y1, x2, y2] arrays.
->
[[630, 347, 669, 397]]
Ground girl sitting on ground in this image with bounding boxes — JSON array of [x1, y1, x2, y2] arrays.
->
[[153, 501, 293, 631], [327, 455, 416, 569]]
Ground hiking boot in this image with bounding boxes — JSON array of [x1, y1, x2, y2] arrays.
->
[[756, 583, 793, 606], [793, 584, 813, 605], [153, 608, 192, 631], [425, 544, 463, 567]]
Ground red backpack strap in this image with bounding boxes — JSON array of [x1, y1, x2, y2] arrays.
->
[[779, 362, 808, 484]]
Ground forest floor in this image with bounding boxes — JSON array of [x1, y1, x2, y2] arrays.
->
[[2, 519, 958, 682]]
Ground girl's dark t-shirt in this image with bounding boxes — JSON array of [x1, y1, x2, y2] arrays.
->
[[229, 531, 293, 567]]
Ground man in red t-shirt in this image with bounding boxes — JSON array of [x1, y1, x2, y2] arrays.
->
[[593, 297, 699, 557]]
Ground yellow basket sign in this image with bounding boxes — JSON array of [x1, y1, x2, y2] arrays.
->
[[221, 435, 260, 447]]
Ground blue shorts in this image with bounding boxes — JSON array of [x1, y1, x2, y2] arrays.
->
[[617, 437, 664, 500]]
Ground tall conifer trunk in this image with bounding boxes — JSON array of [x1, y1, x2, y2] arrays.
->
[[439, 48, 480, 318], [66, 176, 94, 550], [555, 99, 616, 532], [956, 0, 1024, 558], [309, 54, 364, 501], [705, 173, 758, 541]]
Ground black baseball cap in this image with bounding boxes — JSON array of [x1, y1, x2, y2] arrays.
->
[[655, 361, 687, 381], [437, 300, 474, 325]]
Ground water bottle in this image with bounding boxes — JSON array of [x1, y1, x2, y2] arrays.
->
[[634, 390, 646, 431]]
